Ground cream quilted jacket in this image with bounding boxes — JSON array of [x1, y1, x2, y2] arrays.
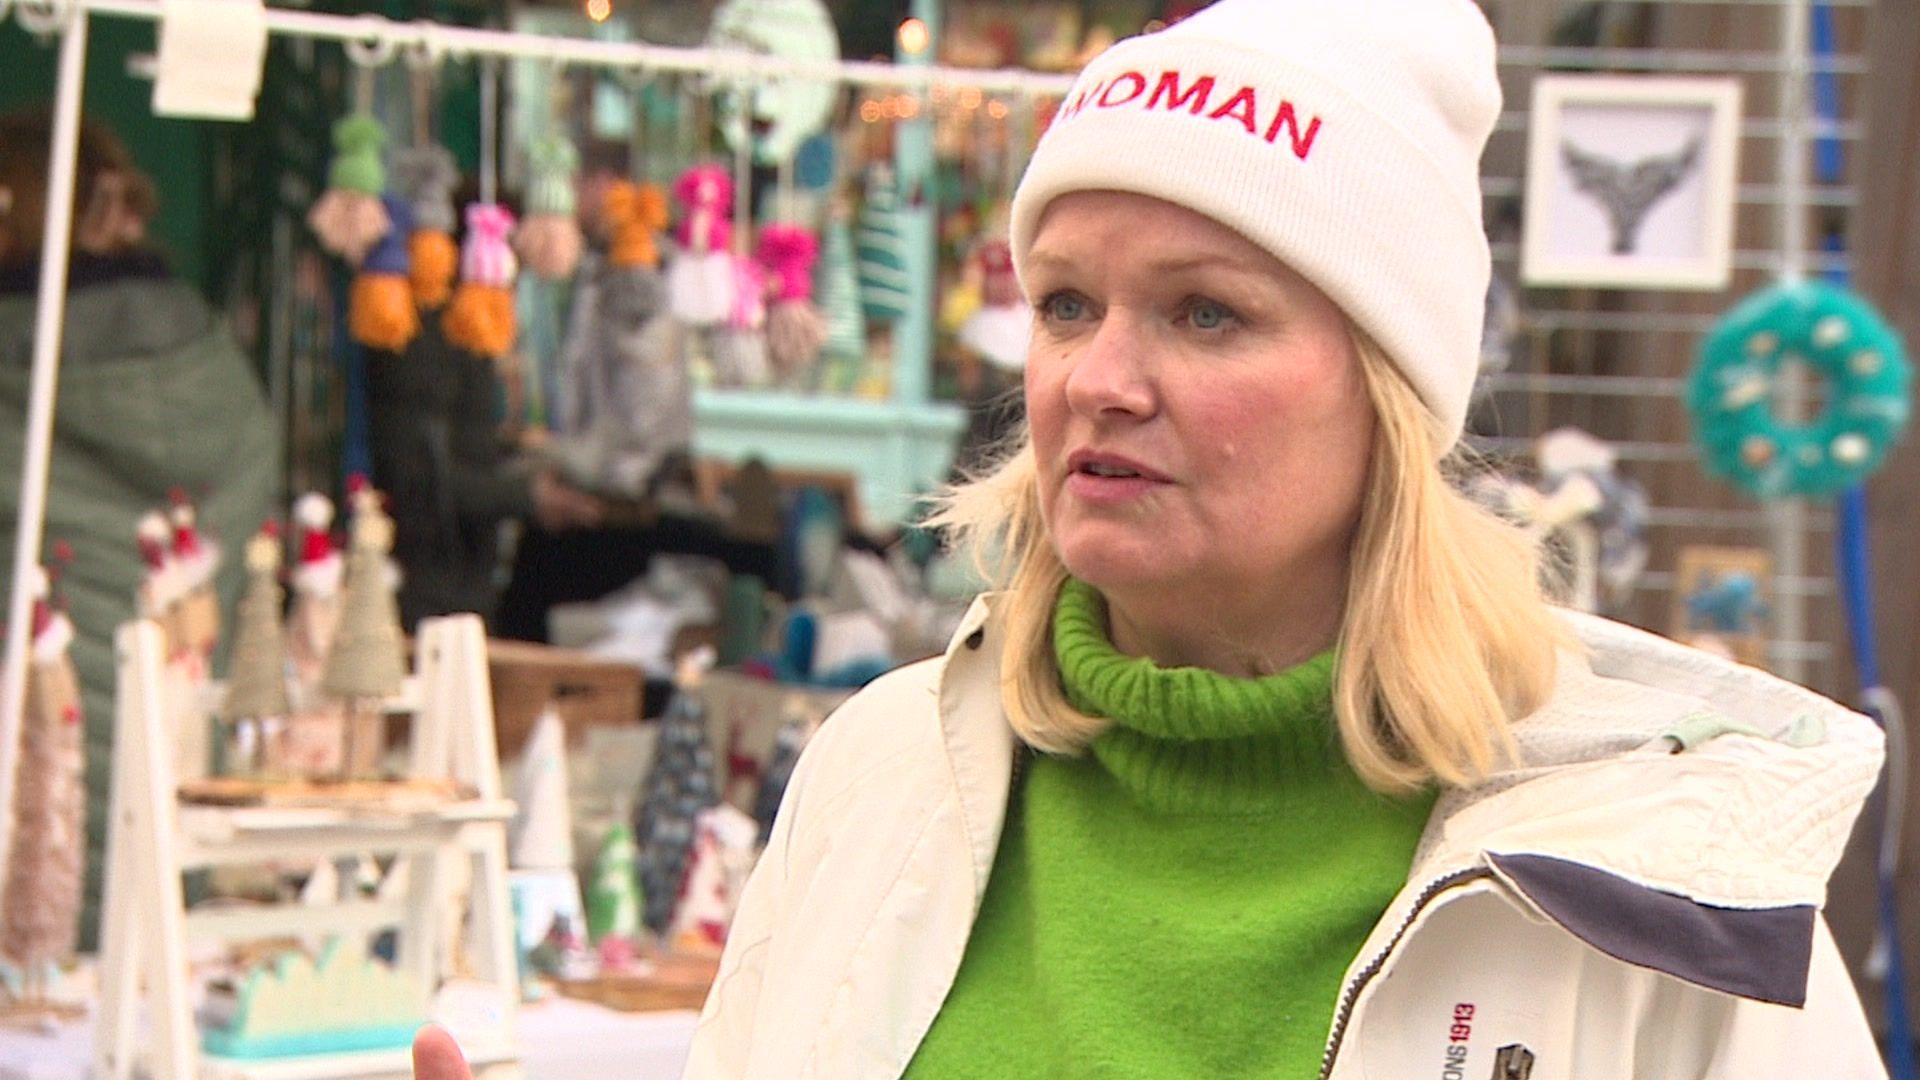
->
[[686, 598, 1887, 1079]]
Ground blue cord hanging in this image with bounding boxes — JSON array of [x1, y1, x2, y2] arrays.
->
[[1808, 1, 1916, 1073], [333, 262, 373, 485]]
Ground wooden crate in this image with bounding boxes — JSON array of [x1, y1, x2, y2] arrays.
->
[[553, 953, 721, 1013], [488, 639, 645, 759]]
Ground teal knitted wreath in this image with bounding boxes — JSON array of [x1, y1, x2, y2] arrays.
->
[[1689, 280, 1911, 499]]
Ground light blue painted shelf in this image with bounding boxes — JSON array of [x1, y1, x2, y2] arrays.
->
[[692, 390, 965, 527]]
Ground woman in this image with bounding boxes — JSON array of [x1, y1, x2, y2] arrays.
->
[[417, 1, 1884, 1076]]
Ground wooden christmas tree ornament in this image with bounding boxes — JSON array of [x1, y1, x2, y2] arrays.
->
[[222, 523, 292, 777], [320, 488, 407, 779]]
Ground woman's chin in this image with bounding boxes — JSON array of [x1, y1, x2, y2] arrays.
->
[[1056, 529, 1186, 593]]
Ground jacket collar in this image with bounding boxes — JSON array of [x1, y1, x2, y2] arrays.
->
[[1422, 611, 1881, 911], [1373, 610, 1880, 1008], [0, 248, 171, 297], [934, 598, 1883, 1006]]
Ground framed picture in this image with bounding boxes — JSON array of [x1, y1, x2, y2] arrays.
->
[[1671, 545, 1772, 668], [1521, 75, 1744, 291]]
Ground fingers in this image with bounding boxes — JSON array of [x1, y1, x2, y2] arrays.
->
[[411, 1024, 474, 1080]]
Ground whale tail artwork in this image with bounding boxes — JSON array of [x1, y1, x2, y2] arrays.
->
[[1560, 136, 1701, 255]]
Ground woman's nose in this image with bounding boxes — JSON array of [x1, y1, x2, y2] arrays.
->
[[1063, 311, 1157, 421]]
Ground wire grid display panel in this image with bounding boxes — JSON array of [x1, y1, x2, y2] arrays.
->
[[1469, 0, 1870, 693]]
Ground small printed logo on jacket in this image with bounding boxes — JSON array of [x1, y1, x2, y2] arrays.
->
[[1441, 1003, 1474, 1079], [1492, 1044, 1536, 1080]]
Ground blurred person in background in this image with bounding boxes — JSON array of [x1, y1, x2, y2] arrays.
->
[[365, 301, 606, 631], [0, 108, 277, 940]]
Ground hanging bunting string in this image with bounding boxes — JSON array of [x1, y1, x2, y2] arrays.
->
[[408, 63, 433, 148], [627, 70, 651, 182], [777, 156, 794, 227], [693, 75, 714, 165], [731, 77, 751, 255], [6, 0, 1078, 97], [352, 61, 376, 117], [479, 56, 499, 207]]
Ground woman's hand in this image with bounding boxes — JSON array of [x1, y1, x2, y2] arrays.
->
[[412, 1024, 474, 1080]]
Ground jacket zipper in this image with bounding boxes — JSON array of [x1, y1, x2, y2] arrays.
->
[[1318, 867, 1490, 1080]]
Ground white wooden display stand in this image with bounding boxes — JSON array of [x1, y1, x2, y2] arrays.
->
[[95, 614, 523, 1080]]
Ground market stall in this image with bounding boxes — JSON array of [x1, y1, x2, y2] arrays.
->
[[2, 0, 1918, 1074], [0, 1, 1072, 1073]]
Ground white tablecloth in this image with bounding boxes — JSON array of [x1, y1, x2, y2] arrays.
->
[[0, 996, 699, 1079]]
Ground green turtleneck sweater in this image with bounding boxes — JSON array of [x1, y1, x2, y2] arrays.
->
[[903, 579, 1435, 1079]]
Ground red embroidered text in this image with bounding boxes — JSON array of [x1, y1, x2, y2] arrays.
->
[[1054, 68, 1324, 160]]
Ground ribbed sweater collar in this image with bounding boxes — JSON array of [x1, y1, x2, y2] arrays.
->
[[1052, 577, 1347, 814]]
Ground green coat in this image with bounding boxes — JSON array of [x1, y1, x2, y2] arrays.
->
[[0, 271, 278, 945]]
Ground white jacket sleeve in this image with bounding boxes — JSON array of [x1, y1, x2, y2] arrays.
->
[[1704, 916, 1887, 1079], [681, 725, 818, 1078]]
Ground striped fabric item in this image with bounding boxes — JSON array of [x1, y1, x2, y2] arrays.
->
[[526, 135, 579, 217], [460, 203, 519, 288], [856, 165, 910, 324], [818, 212, 866, 363]]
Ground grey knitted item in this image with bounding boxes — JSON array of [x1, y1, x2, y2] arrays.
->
[[391, 146, 460, 235]]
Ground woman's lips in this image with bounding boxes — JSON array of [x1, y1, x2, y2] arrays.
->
[[1065, 449, 1171, 482], [1065, 471, 1166, 503], [1063, 449, 1172, 504]]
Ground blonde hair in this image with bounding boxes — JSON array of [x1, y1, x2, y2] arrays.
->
[[929, 330, 1571, 794]]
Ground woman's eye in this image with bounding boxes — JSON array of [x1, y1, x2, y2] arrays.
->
[[1185, 298, 1235, 331], [1040, 292, 1087, 322]]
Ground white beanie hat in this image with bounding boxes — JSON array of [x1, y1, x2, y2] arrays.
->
[[1009, 0, 1502, 453]]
